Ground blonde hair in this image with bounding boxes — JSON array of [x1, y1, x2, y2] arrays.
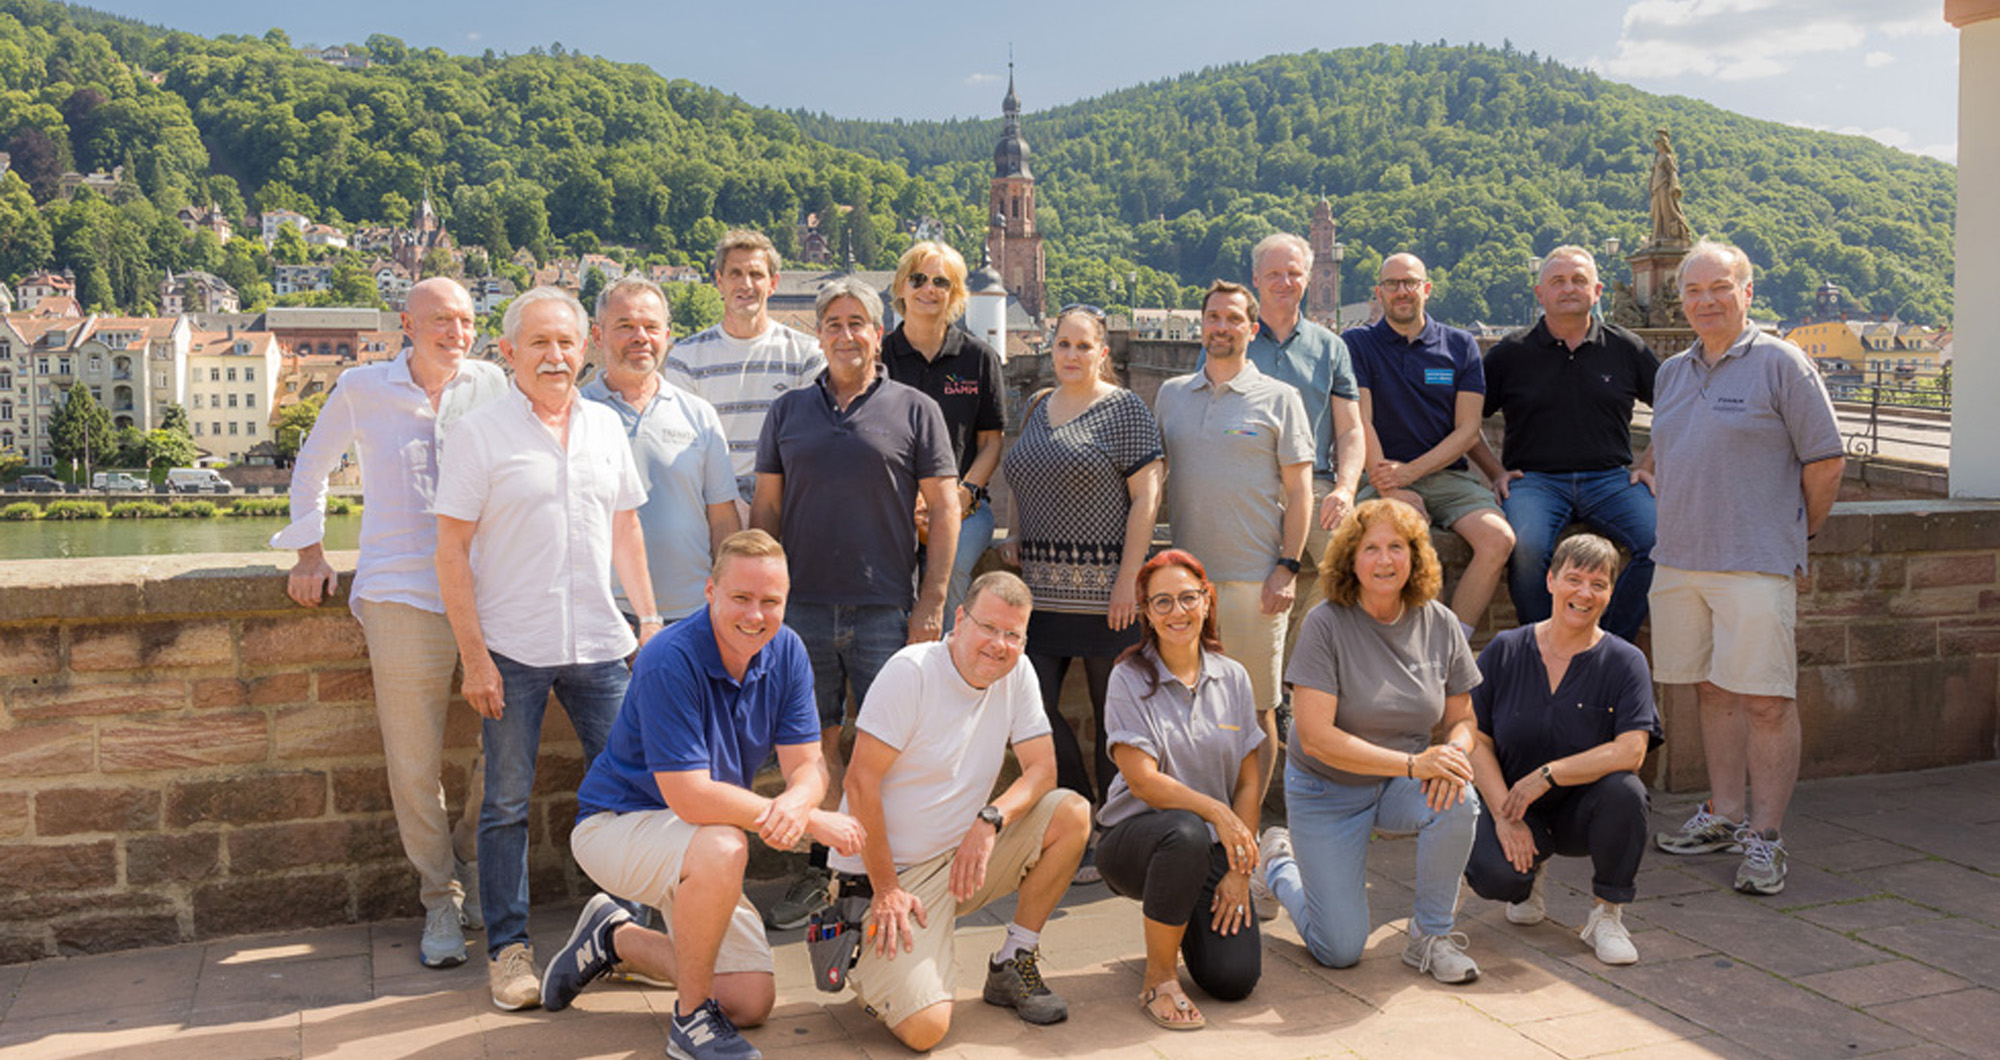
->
[[1320, 499, 1443, 609], [891, 241, 969, 321], [711, 529, 785, 579], [963, 570, 1033, 611]]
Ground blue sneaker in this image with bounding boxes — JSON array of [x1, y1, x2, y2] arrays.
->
[[669, 997, 761, 1060], [541, 893, 631, 1012]]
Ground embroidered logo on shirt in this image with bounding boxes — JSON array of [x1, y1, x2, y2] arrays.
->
[[1423, 368, 1453, 385], [942, 376, 980, 396]]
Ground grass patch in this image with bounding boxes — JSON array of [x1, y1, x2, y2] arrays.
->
[[1, 501, 41, 520], [43, 500, 108, 520], [168, 500, 219, 518], [225, 497, 290, 517], [110, 500, 172, 519]]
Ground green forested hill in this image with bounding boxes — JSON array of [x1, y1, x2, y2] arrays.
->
[[796, 43, 1957, 325]]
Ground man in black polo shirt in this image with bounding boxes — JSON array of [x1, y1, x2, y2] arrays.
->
[[752, 274, 959, 931], [1472, 246, 1659, 643]]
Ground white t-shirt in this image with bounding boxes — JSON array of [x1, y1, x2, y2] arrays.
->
[[434, 387, 647, 668], [662, 321, 823, 498], [832, 640, 1051, 871]]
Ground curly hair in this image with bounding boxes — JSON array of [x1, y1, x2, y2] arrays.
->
[[1115, 549, 1223, 697], [1319, 498, 1443, 609]]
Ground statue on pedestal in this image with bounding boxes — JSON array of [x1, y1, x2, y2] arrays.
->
[[1649, 129, 1693, 248]]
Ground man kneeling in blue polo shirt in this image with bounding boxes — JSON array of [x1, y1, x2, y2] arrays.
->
[[541, 530, 866, 1060]]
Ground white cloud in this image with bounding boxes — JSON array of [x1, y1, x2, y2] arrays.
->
[[964, 72, 1001, 86], [1589, 0, 1935, 81], [1864, 50, 1894, 68], [1790, 120, 1957, 163]]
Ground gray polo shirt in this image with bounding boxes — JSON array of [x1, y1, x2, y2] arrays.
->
[[1096, 647, 1266, 836], [1651, 327, 1843, 577], [1156, 361, 1313, 583], [581, 376, 737, 621]]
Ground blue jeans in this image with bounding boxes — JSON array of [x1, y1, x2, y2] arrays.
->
[[1502, 469, 1657, 642], [479, 652, 629, 957], [784, 603, 907, 729], [1265, 764, 1479, 968], [943, 497, 996, 633]]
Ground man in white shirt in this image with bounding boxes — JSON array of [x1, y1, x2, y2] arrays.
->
[[662, 229, 823, 517], [434, 286, 663, 1011], [837, 572, 1090, 1051], [272, 276, 507, 970]]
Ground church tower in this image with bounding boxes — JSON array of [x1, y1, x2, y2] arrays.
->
[[986, 64, 1046, 319], [1307, 198, 1340, 328]]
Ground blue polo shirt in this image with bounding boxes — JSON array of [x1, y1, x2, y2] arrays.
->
[[576, 607, 820, 819], [1248, 317, 1359, 477], [1469, 625, 1662, 788], [1345, 317, 1485, 469]]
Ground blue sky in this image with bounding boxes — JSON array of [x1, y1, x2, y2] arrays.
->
[[93, 0, 1962, 162]]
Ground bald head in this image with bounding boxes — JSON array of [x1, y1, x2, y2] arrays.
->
[[402, 277, 476, 371]]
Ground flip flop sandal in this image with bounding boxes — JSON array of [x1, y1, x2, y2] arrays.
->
[[1139, 982, 1206, 1030]]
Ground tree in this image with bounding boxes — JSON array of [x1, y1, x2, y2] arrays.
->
[[578, 267, 607, 313], [48, 385, 116, 480], [275, 395, 326, 464], [144, 427, 198, 473], [111, 425, 147, 468], [158, 402, 190, 436], [271, 223, 309, 265], [0, 172, 52, 279]]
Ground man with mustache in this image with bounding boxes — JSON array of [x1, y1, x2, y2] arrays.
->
[[1471, 247, 1660, 643], [434, 285, 663, 1010]]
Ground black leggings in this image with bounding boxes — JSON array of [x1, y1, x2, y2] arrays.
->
[[1463, 772, 1651, 905], [1027, 650, 1119, 805], [1096, 809, 1261, 1001]]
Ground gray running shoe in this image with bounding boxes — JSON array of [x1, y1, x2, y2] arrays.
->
[[1734, 830, 1787, 895], [1403, 930, 1479, 984], [420, 903, 467, 968], [983, 947, 1069, 1024], [668, 997, 761, 1060], [764, 866, 831, 932], [1655, 801, 1745, 855]]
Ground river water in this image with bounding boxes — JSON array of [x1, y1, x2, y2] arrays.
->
[[0, 513, 363, 561]]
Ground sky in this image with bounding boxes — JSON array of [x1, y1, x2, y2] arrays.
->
[[88, 0, 1963, 163]]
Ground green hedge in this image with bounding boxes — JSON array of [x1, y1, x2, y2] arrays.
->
[[43, 500, 109, 520], [169, 500, 219, 518], [225, 498, 290, 517], [1, 501, 40, 521], [111, 500, 172, 519]]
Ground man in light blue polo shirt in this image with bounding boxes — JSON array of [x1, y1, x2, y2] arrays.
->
[[584, 276, 741, 624]]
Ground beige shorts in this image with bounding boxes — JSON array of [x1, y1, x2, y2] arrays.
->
[[1358, 467, 1500, 530], [849, 788, 1072, 1027], [1648, 565, 1798, 698], [1214, 580, 1285, 714], [571, 810, 773, 976]]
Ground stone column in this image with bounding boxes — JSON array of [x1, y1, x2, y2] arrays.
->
[[1949, 1, 2000, 497]]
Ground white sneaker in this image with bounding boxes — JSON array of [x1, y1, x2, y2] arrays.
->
[[1402, 930, 1479, 984], [1506, 866, 1547, 925], [1578, 903, 1638, 965], [1251, 827, 1293, 921]]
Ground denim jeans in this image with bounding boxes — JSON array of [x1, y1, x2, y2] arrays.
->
[[1502, 469, 1657, 642], [1265, 764, 1480, 968], [943, 497, 997, 633], [784, 602, 907, 729], [479, 652, 629, 957]]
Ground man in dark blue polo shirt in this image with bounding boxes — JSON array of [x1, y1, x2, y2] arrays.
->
[[1344, 253, 1516, 635], [752, 275, 959, 931], [1472, 246, 1659, 643], [540, 530, 865, 1060]]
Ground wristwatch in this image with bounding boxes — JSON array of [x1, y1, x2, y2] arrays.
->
[[1539, 763, 1559, 787], [978, 805, 1005, 832], [1275, 557, 1302, 574]]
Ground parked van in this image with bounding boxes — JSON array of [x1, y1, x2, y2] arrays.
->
[[90, 471, 149, 492], [166, 467, 232, 494]]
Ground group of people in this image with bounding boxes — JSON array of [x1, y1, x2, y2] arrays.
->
[[272, 221, 1843, 1057]]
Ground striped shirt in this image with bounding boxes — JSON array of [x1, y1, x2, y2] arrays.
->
[[663, 321, 823, 501]]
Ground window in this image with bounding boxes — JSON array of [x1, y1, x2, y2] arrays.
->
[[0, 342, 11, 359], [226, 393, 237, 408], [0, 401, 11, 420], [37, 357, 49, 373], [211, 421, 221, 435], [228, 422, 238, 435], [0, 372, 9, 389], [193, 422, 202, 436], [209, 367, 220, 382], [87, 356, 101, 373], [153, 372, 166, 388], [57, 357, 71, 374], [226, 367, 237, 382], [246, 393, 256, 409], [246, 422, 257, 436], [191, 394, 200, 409], [89, 386, 101, 402], [245, 367, 256, 383]]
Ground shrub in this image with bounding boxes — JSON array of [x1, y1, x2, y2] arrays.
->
[[110, 500, 171, 519], [225, 498, 290, 517], [43, 500, 109, 520], [325, 496, 358, 515], [169, 500, 219, 518], [1, 501, 41, 520]]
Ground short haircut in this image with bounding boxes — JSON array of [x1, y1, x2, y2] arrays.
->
[[595, 274, 670, 322], [1252, 231, 1313, 275], [963, 569, 1033, 612], [502, 286, 588, 344], [1320, 499, 1444, 609], [1538, 245, 1599, 283], [1203, 279, 1260, 322], [815, 275, 884, 329], [1679, 240, 1753, 286], [711, 528, 786, 579], [891, 241, 969, 321], [1551, 532, 1623, 582], [713, 229, 781, 278]]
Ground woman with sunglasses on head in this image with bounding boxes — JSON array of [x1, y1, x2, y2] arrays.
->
[[883, 241, 1007, 626], [1000, 305, 1164, 879], [1095, 550, 1264, 1030]]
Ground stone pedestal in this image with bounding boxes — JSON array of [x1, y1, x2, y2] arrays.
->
[[1628, 242, 1689, 326]]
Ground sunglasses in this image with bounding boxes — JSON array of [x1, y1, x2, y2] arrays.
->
[[1059, 302, 1106, 319], [907, 271, 953, 291]]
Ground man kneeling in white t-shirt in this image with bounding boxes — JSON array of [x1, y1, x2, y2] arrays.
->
[[836, 571, 1092, 1051]]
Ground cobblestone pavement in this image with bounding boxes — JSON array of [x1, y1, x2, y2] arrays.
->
[[3, 763, 1996, 1060]]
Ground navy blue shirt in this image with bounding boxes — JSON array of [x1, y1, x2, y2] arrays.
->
[[1470, 625, 1663, 787], [576, 608, 820, 819], [1345, 317, 1485, 469]]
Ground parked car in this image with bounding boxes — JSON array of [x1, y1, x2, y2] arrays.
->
[[13, 474, 63, 493], [166, 467, 232, 494], [90, 471, 149, 492]]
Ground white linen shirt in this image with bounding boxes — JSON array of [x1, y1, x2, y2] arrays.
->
[[434, 387, 648, 668], [269, 351, 508, 617]]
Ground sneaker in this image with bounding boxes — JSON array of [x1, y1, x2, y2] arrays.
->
[[668, 997, 762, 1060], [983, 947, 1069, 1025], [1655, 801, 1745, 855], [765, 866, 831, 931], [1578, 903, 1638, 965], [1253, 826, 1293, 920], [542, 893, 632, 1012], [1506, 866, 1547, 925], [488, 943, 540, 1011], [420, 903, 468, 968], [1402, 930, 1480, 984], [1734, 830, 1787, 895], [456, 858, 483, 931], [607, 960, 675, 989]]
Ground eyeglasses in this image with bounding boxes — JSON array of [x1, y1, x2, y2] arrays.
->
[[1377, 278, 1426, 292], [961, 611, 1027, 648], [907, 271, 953, 291], [1059, 303, 1106, 319], [1146, 591, 1207, 615]]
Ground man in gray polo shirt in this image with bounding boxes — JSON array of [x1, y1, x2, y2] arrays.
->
[[1642, 241, 1843, 897], [1156, 280, 1312, 796], [583, 275, 741, 625]]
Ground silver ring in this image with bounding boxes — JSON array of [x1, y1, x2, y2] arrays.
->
[[1234, 846, 1246, 857]]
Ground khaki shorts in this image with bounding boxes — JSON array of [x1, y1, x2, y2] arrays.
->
[[1648, 565, 1798, 698], [849, 788, 1072, 1027], [1214, 580, 1285, 714], [1358, 467, 1500, 530], [571, 810, 773, 976]]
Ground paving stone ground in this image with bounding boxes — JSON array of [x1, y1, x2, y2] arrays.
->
[[3, 763, 1996, 1060]]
